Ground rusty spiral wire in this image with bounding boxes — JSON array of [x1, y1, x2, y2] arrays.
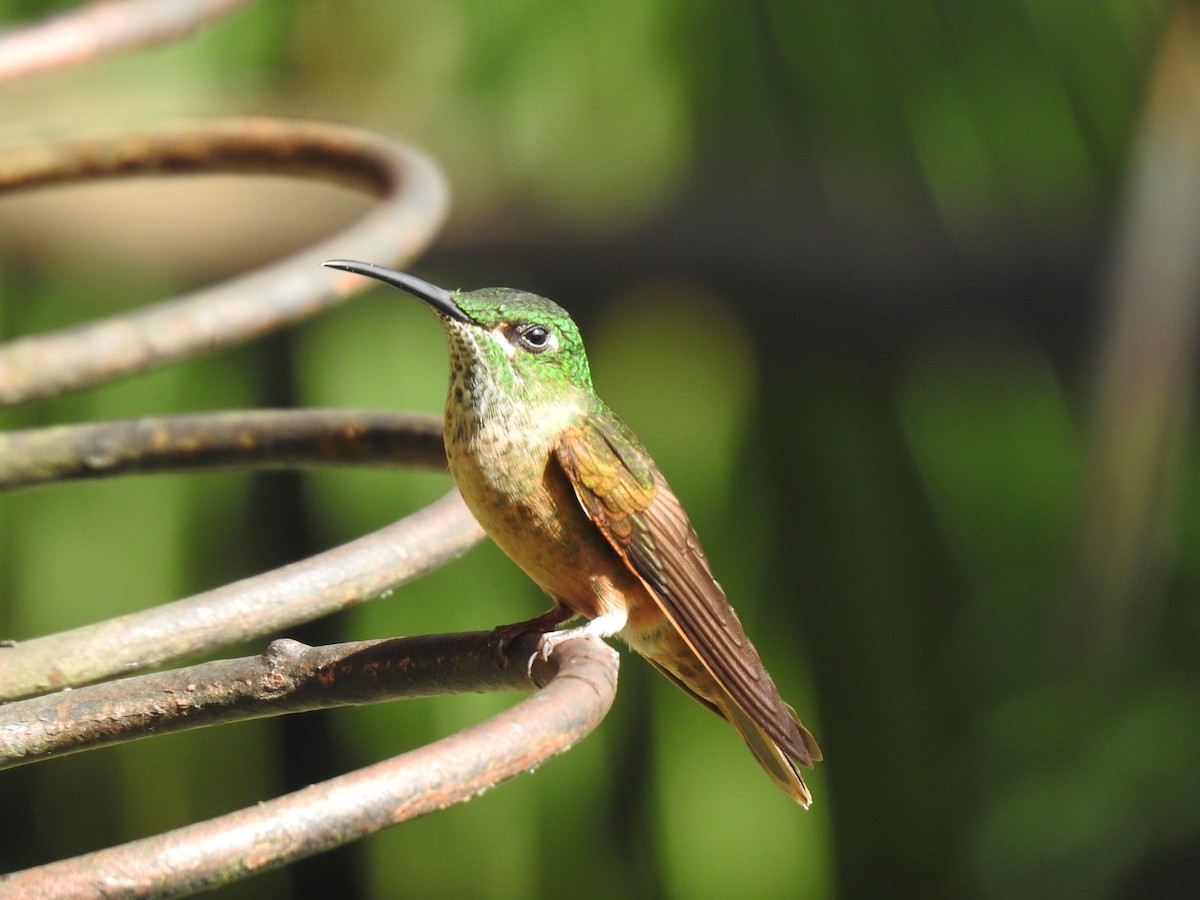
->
[[0, 3, 619, 897]]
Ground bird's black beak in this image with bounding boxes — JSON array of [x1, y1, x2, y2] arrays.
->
[[323, 260, 474, 324]]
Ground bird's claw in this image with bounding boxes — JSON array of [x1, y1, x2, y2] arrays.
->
[[490, 621, 544, 665], [534, 628, 573, 660], [490, 604, 575, 667], [490, 623, 588, 678]]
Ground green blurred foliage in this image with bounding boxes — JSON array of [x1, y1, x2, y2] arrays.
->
[[2, 0, 1198, 898]]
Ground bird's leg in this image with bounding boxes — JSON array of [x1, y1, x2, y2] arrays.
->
[[491, 603, 628, 670], [535, 608, 628, 658], [491, 601, 577, 658]]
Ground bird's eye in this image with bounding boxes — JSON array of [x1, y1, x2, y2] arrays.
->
[[513, 323, 557, 353]]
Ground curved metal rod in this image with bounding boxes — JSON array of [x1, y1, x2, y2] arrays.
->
[[0, 411, 485, 702], [0, 408, 446, 491], [0, 11, 619, 899], [0, 635, 619, 899], [0, 491, 482, 702], [0, 117, 449, 406], [0, 0, 256, 82], [0, 630, 582, 769]]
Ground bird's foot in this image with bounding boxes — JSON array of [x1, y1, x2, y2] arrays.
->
[[532, 609, 628, 664], [490, 604, 576, 664], [491, 608, 627, 674]]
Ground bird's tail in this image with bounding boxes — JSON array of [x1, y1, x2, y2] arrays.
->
[[720, 697, 821, 808], [644, 651, 822, 807]]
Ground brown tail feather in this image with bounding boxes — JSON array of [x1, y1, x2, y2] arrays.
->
[[722, 699, 816, 807], [644, 655, 820, 806]]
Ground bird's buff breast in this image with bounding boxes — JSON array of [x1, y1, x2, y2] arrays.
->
[[444, 412, 645, 622]]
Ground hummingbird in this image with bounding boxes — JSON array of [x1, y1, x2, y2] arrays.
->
[[323, 260, 822, 805]]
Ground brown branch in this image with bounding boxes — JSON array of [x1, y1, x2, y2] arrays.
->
[[0, 0, 255, 83], [0, 635, 620, 899], [0, 117, 448, 406]]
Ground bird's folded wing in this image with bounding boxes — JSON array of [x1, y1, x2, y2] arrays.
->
[[552, 414, 812, 763]]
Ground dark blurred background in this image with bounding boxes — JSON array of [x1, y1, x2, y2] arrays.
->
[[2, 1, 1199, 897]]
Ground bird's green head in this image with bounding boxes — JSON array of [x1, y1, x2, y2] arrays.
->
[[323, 260, 595, 400]]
